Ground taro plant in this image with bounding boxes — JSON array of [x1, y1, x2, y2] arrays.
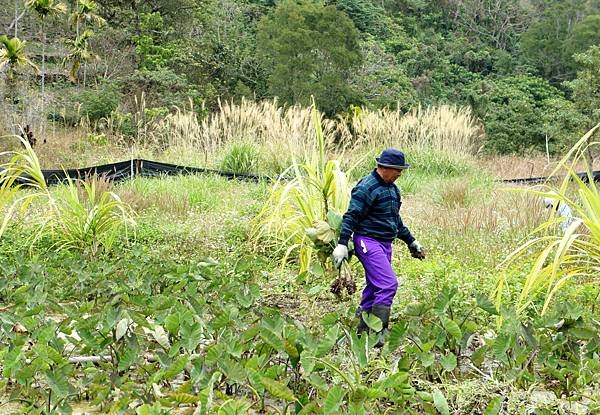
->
[[495, 124, 600, 315], [252, 100, 360, 276]]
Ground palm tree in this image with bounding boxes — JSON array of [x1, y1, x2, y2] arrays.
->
[[63, 30, 97, 84], [70, 0, 105, 37], [69, 0, 104, 87], [25, 0, 66, 135], [0, 35, 39, 132]]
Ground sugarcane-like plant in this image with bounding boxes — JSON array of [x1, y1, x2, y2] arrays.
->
[[0, 135, 47, 239], [495, 124, 600, 315], [252, 100, 360, 278]]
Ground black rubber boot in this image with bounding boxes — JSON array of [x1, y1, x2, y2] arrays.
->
[[371, 304, 391, 348], [355, 306, 370, 336]]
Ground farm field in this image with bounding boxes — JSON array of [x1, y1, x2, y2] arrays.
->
[[1, 106, 599, 414]]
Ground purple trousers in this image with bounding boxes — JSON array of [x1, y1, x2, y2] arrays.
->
[[353, 234, 398, 309]]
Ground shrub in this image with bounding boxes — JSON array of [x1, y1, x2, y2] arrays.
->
[[220, 142, 261, 175], [78, 83, 121, 122]]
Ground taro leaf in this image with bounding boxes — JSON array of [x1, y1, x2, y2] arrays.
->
[[387, 321, 408, 352], [493, 334, 510, 364], [297, 402, 318, 415], [470, 345, 486, 367], [520, 323, 538, 348], [323, 385, 345, 414], [45, 370, 73, 399], [441, 317, 462, 340], [118, 346, 138, 371], [217, 398, 252, 415], [376, 371, 409, 389], [315, 326, 339, 357], [220, 358, 246, 383], [246, 367, 264, 393], [2, 348, 22, 377], [180, 321, 202, 351], [300, 353, 316, 377], [434, 286, 456, 314], [404, 302, 428, 316], [259, 327, 285, 352], [198, 371, 222, 415], [326, 210, 343, 232], [350, 331, 368, 368], [261, 377, 296, 401], [432, 388, 450, 415], [284, 340, 300, 368], [170, 392, 199, 404], [151, 325, 170, 349], [136, 403, 162, 415], [483, 396, 502, 415], [164, 355, 189, 380], [348, 401, 367, 415], [308, 373, 329, 392], [440, 352, 457, 372], [475, 293, 498, 315], [115, 318, 131, 341], [362, 313, 383, 332], [320, 312, 339, 327], [418, 351, 435, 368], [164, 313, 180, 334], [366, 388, 386, 399]]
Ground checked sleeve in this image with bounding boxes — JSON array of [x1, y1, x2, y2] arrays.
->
[[338, 184, 373, 246]]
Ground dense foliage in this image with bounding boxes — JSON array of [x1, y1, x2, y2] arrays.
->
[[1, 0, 599, 153]]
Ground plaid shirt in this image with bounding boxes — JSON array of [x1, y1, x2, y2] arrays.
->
[[339, 170, 415, 246]]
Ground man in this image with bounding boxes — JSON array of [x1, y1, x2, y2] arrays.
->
[[542, 191, 577, 232], [332, 148, 425, 347]]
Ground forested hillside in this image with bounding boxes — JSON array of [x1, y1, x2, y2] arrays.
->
[[2, 0, 600, 154]]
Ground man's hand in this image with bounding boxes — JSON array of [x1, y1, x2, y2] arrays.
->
[[332, 244, 349, 269], [408, 240, 426, 260]]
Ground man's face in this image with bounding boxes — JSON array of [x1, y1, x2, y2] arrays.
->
[[380, 167, 404, 183]]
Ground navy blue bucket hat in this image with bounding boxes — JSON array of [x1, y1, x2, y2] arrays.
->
[[375, 148, 410, 169]]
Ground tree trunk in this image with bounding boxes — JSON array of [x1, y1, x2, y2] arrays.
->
[[41, 21, 46, 139]]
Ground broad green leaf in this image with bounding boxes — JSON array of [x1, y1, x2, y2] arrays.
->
[[164, 313, 180, 334], [297, 402, 317, 415], [300, 353, 316, 377], [362, 313, 382, 332], [315, 326, 338, 357], [164, 356, 189, 380], [151, 325, 170, 349], [350, 331, 368, 368], [387, 321, 407, 352], [493, 334, 510, 364], [118, 347, 137, 371], [259, 327, 284, 352], [115, 317, 131, 340], [440, 352, 457, 372], [170, 392, 199, 404], [45, 370, 72, 399], [441, 317, 462, 340], [217, 399, 252, 415], [432, 388, 450, 415], [261, 377, 296, 401], [483, 396, 503, 415], [475, 293, 498, 315], [220, 358, 246, 383], [246, 367, 264, 393], [418, 351, 435, 368], [323, 385, 345, 414]]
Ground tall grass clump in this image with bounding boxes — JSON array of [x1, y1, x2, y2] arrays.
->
[[220, 141, 261, 175], [252, 102, 354, 274], [47, 176, 136, 254], [495, 124, 600, 315], [0, 135, 47, 238]]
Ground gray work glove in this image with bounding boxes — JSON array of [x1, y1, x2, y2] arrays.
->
[[408, 240, 426, 260], [332, 244, 349, 269]]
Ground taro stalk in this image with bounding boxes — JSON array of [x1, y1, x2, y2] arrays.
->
[[0, 135, 48, 239], [494, 124, 600, 315], [252, 99, 357, 275]]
